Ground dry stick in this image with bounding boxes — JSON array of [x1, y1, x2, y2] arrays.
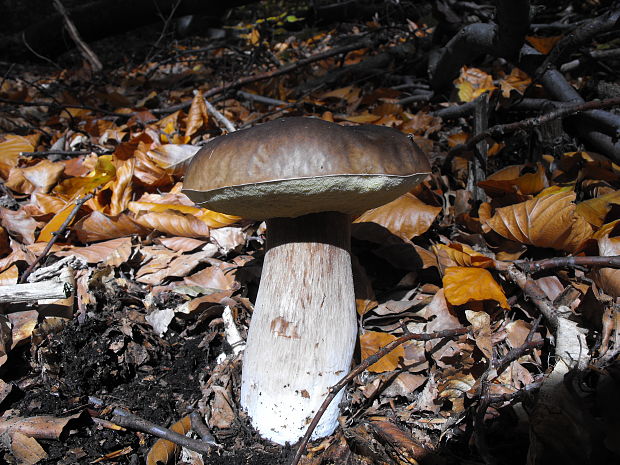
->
[[473, 315, 543, 465], [19, 194, 93, 284], [513, 255, 620, 273], [442, 96, 620, 171], [0, 97, 126, 117], [203, 98, 236, 133], [291, 326, 470, 465], [20, 150, 94, 157], [152, 38, 373, 115], [52, 0, 102, 71], [88, 397, 216, 453]]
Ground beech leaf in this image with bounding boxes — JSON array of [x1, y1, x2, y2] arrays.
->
[[360, 331, 405, 373], [443, 266, 509, 309], [484, 191, 592, 253]]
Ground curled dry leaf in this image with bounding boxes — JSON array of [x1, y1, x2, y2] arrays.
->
[[479, 163, 547, 196], [0, 412, 86, 440], [465, 310, 492, 360], [369, 418, 429, 463], [575, 190, 620, 228], [74, 211, 147, 243], [592, 234, 620, 298], [146, 415, 191, 465], [4, 431, 48, 465], [360, 331, 405, 373], [499, 67, 532, 97], [19, 159, 65, 194], [131, 209, 210, 238], [25, 193, 67, 218], [454, 67, 496, 103], [56, 237, 133, 266], [107, 158, 135, 216], [0, 208, 38, 245], [0, 135, 35, 179], [354, 193, 440, 240], [438, 373, 476, 400], [185, 90, 210, 138], [484, 190, 593, 253], [156, 236, 208, 253], [129, 201, 239, 229], [432, 243, 493, 273], [147, 144, 200, 177], [443, 266, 509, 309]]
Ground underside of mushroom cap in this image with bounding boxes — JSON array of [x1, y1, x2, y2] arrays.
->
[[182, 117, 431, 219]]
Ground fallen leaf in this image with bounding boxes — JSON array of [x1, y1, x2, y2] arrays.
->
[[0, 208, 38, 244], [4, 432, 48, 465], [499, 68, 532, 97], [73, 211, 147, 242], [56, 237, 133, 266], [465, 310, 492, 359], [479, 163, 547, 196], [526, 35, 563, 55], [185, 91, 209, 138], [146, 415, 191, 465], [454, 67, 496, 102], [484, 190, 593, 253], [360, 331, 405, 373], [576, 190, 620, 228], [443, 267, 509, 309], [0, 135, 34, 179], [354, 193, 440, 240]]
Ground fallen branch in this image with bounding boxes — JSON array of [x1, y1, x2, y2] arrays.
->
[[52, 0, 102, 71], [203, 97, 236, 133], [19, 193, 93, 284], [88, 397, 217, 454], [0, 280, 72, 303], [513, 255, 620, 273], [291, 326, 470, 465], [443, 96, 620, 171]]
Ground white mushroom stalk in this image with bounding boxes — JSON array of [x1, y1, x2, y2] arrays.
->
[[240, 212, 356, 444]]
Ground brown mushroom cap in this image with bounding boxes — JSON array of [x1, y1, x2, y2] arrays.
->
[[182, 117, 431, 219]]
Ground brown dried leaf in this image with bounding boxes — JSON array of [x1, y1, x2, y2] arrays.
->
[[74, 212, 147, 243], [7, 310, 38, 348], [137, 250, 219, 285], [0, 264, 18, 285], [0, 412, 85, 440], [146, 415, 191, 465], [5, 432, 48, 465], [526, 35, 563, 55], [484, 191, 593, 253], [592, 235, 620, 298], [360, 331, 405, 373], [355, 193, 440, 240], [0, 135, 34, 179], [575, 190, 620, 228], [20, 159, 65, 194], [56, 237, 133, 266], [465, 310, 492, 359], [0, 208, 38, 244], [185, 91, 209, 138], [183, 261, 238, 291], [499, 68, 532, 97], [443, 267, 509, 309], [479, 163, 547, 196], [131, 209, 210, 238], [432, 243, 493, 273], [454, 67, 496, 102], [147, 144, 199, 176], [156, 237, 208, 253]]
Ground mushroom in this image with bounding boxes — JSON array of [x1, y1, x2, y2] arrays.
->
[[182, 117, 430, 444]]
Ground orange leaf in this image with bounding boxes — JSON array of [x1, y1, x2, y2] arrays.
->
[[499, 68, 532, 97], [185, 90, 209, 138], [480, 163, 547, 196], [341, 112, 381, 123], [354, 193, 440, 240], [53, 155, 116, 200], [0, 135, 35, 180], [575, 190, 620, 228], [360, 331, 405, 373], [526, 35, 562, 55], [74, 212, 147, 243], [129, 201, 239, 228], [146, 415, 191, 465], [454, 67, 496, 102], [432, 243, 493, 272], [130, 209, 210, 238], [37, 203, 74, 243], [484, 190, 592, 253], [443, 266, 509, 309]]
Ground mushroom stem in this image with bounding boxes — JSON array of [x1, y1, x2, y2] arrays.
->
[[240, 211, 357, 445]]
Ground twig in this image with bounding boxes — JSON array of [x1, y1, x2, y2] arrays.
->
[[53, 0, 102, 71], [151, 38, 373, 115], [20, 150, 94, 157], [560, 48, 620, 72], [504, 265, 559, 329], [19, 194, 93, 284], [534, 9, 620, 82], [237, 90, 289, 106], [291, 326, 470, 465], [443, 96, 620, 171], [512, 255, 620, 273], [0, 97, 126, 117], [203, 97, 236, 133], [189, 412, 218, 445], [473, 315, 543, 465]]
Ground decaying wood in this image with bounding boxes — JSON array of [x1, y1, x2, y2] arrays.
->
[[0, 280, 72, 304]]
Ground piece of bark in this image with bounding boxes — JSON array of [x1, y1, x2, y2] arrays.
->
[[0, 280, 71, 304]]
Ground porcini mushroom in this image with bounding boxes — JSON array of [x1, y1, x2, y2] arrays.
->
[[182, 117, 430, 444]]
